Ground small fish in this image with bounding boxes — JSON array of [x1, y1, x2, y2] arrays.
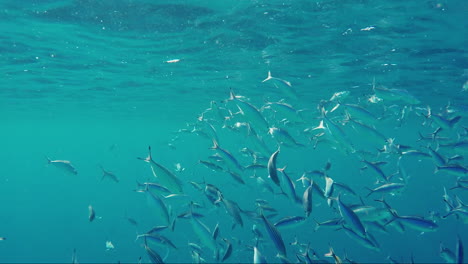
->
[[302, 182, 313, 217], [262, 71, 297, 100], [435, 165, 468, 177], [456, 236, 464, 264], [361, 160, 387, 182], [221, 238, 233, 262], [105, 240, 115, 251], [216, 192, 244, 228], [274, 216, 306, 229], [199, 160, 224, 172], [136, 234, 177, 250], [147, 226, 168, 234], [259, 210, 287, 257], [337, 195, 366, 237], [138, 146, 184, 194], [144, 240, 165, 264], [267, 148, 281, 187], [253, 245, 268, 264], [210, 140, 244, 174], [365, 182, 405, 197], [99, 165, 119, 183], [88, 205, 95, 222], [46, 157, 78, 175]]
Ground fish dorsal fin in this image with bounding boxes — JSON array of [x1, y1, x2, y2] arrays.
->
[[229, 88, 236, 101]]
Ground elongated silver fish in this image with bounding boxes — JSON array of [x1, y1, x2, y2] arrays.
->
[[267, 148, 281, 187], [303, 182, 313, 217], [99, 165, 119, 183], [337, 195, 366, 237], [365, 182, 405, 197], [210, 140, 244, 174], [46, 157, 78, 175], [138, 146, 184, 194], [260, 211, 287, 257], [88, 205, 95, 222]]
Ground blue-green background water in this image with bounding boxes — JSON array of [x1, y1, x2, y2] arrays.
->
[[1, 0, 467, 263]]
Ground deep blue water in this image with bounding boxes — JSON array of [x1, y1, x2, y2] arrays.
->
[[1, 0, 467, 263]]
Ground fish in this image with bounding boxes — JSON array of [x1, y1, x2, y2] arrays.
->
[[88, 205, 95, 222], [221, 238, 233, 262], [324, 175, 335, 207], [456, 236, 464, 264], [302, 182, 313, 217], [210, 140, 244, 174], [138, 146, 184, 194], [259, 210, 287, 256], [199, 160, 225, 172], [216, 192, 244, 228], [440, 242, 456, 263], [373, 86, 421, 105], [136, 234, 177, 250], [337, 195, 366, 237], [353, 206, 392, 222], [136, 181, 171, 194], [142, 189, 170, 226], [278, 167, 301, 204], [227, 170, 245, 185], [105, 240, 115, 251], [365, 182, 405, 197], [274, 216, 306, 229], [99, 165, 119, 183], [268, 127, 305, 147], [267, 148, 281, 187], [341, 225, 380, 252], [229, 89, 270, 133], [435, 164, 468, 177], [262, 71, 297, 100], [361, 160, 388, 182], [339, 103, 379, 123], [386, 211, 439, 232], [144, 239, 165, 264], [253, 245, 268, 264], [263, 100, 305, 124], [320, 109, 355, 153], [313, 218, 343, 230], [46, 157, 78, 175], [189, 205, 217, 253]]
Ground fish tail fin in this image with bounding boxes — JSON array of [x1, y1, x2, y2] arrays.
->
[[364, 187, 374, 198], [262, 71, 273, 83], [45, 156, 52, 164], [324, 246, 335, 258], [434, 166, 440, 174], [449, 115, 461, 127], [277, 166, 287, 173], [312, 218, 321, 231], [312, 120, 325, 131], [137, 146, 153, 162], [209, 139, 219, 150]]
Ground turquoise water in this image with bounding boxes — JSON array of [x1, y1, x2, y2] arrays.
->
[[1, 0, 467, 263]]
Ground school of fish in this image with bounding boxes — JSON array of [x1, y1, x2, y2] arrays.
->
[[46, 73, 466, 264]]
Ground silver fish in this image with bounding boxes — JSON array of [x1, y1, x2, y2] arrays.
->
[[267, 148, 281, 187], [138, 146, 184, 194], [46, 157, 77, 175]]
